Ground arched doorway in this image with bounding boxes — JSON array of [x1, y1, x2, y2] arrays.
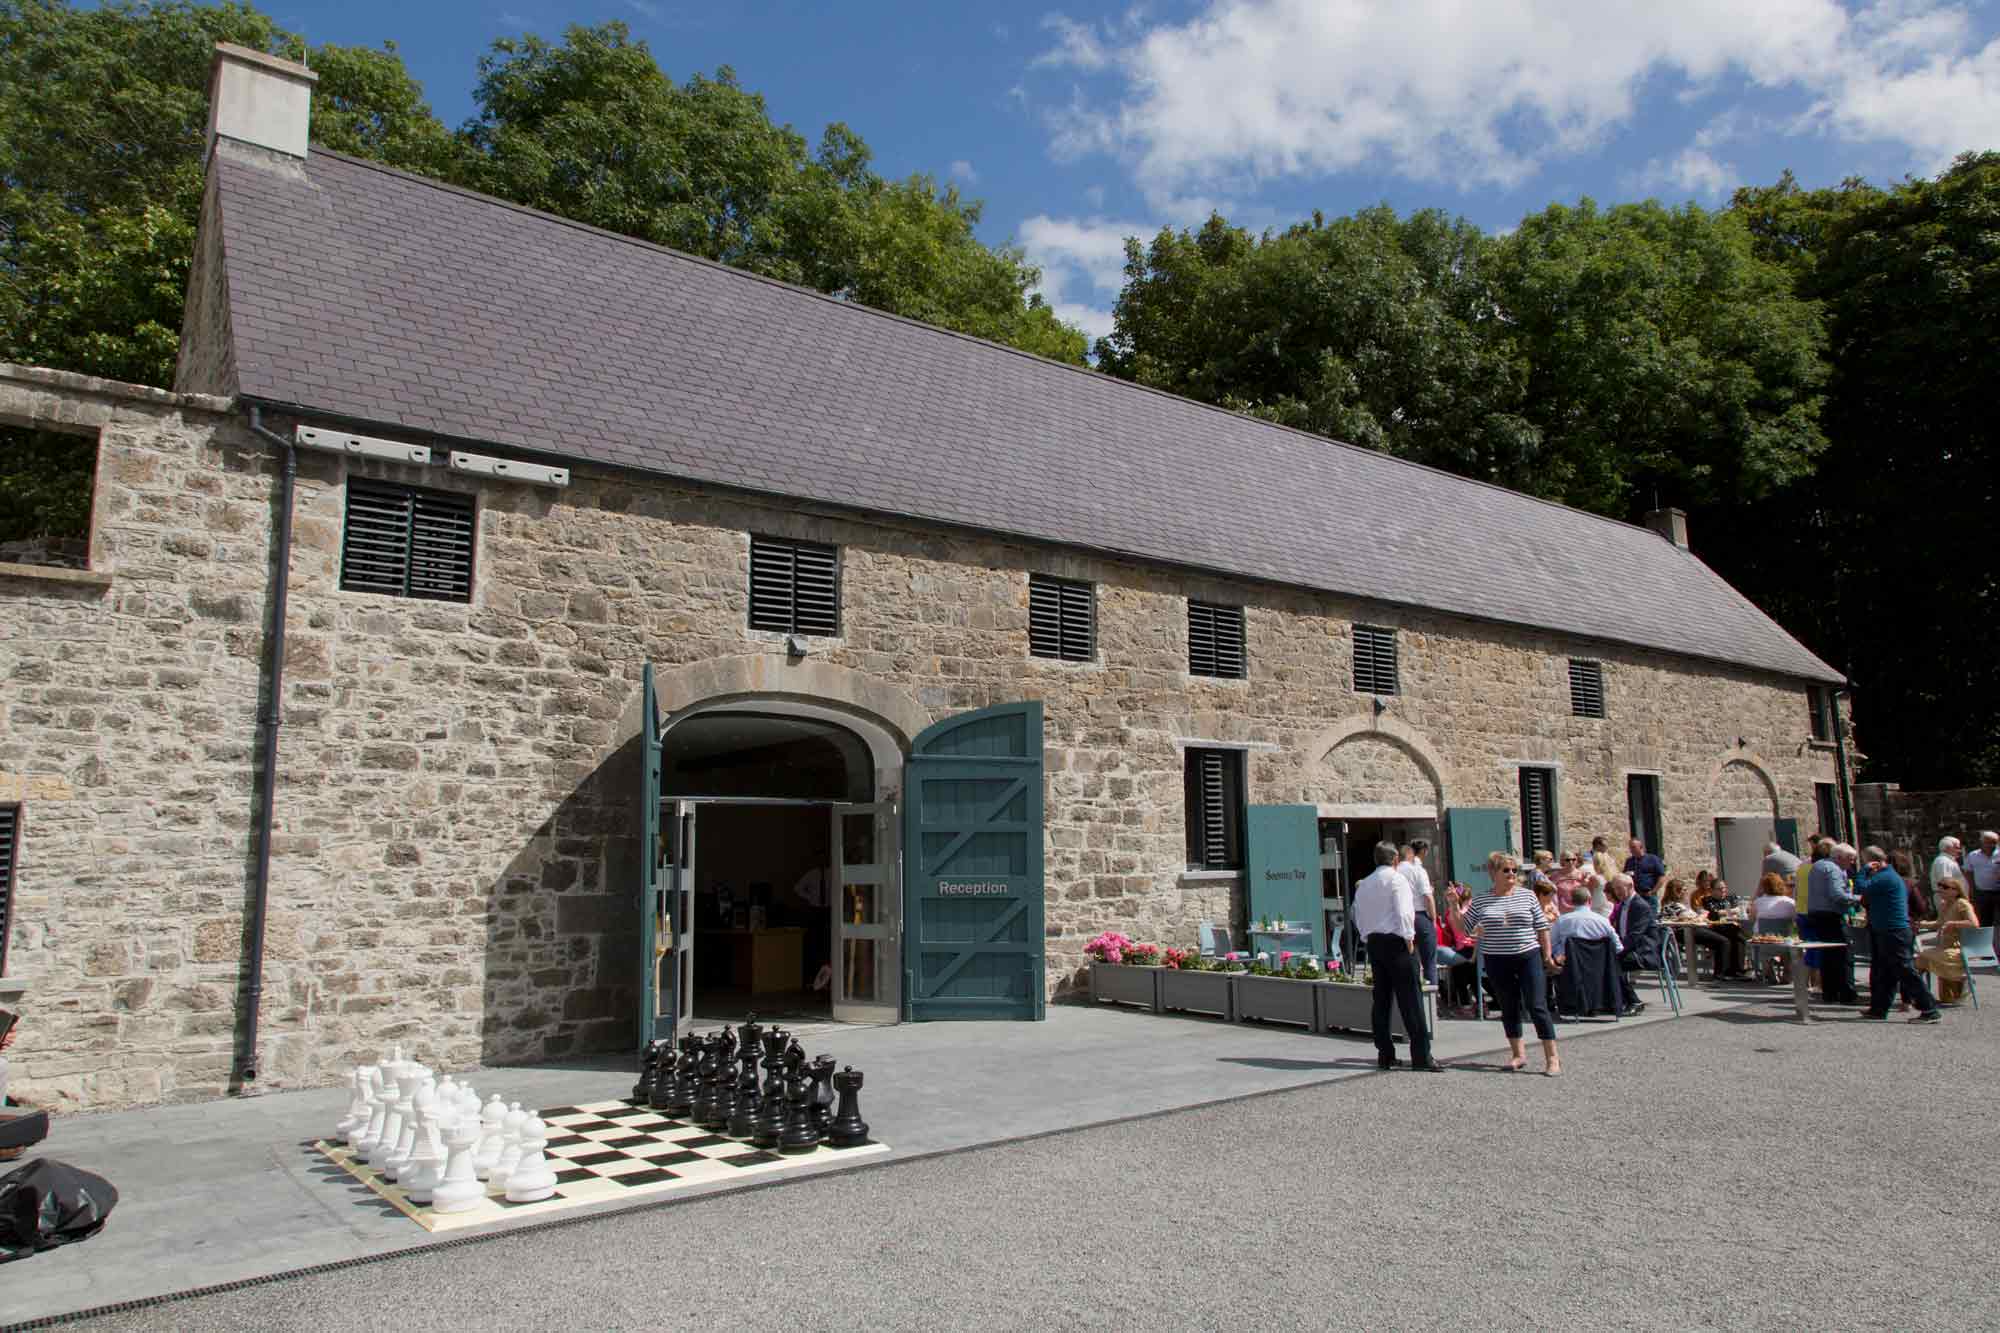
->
[[651, 699, 902, 1029]]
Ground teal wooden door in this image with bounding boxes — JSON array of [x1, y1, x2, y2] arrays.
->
[[1446, 807, 1513, 886], [637, 664, 669, 1045], [1246, 805, 1323, 954], [903, 701, 1045, 1021]]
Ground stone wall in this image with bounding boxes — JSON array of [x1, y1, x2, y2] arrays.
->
[[1854, 783, 2000, 857], [0, 363, 1844, 1111]]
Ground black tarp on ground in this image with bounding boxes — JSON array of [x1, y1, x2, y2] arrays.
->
[[0, 1158, 117, 1263]]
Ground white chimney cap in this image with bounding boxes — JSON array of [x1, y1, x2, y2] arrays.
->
[[208, 42, 318, 160]]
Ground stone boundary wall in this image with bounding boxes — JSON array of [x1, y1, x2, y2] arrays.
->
[[1854, 782, 2000, 858], [0, 362, 1844, 1111]]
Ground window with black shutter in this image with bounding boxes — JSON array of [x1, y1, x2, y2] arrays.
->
[[1807, 688, 1834, 743], [1519, 766, 1558, 858], [748, 535, 840, 637], [1814, 782, 1842, 838], [1569, 659, 1606, 718], [1627, 774, 1662, 853], [1352, 624, 1399, 695], [1028, 574, 1094, 662], [1187, 600, 1246, 679], [339, 480, 476, 602], [0, 804, 17, 977], [1184, 749, 1245, 871]]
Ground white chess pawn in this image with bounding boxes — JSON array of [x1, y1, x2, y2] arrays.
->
[[335, 1069, 365, 1143], [474, 1096, 507, 1180], [488, 1102, 527, 1191], [431, 1115, 486, 1214], [503, 1114, 556, 1203], [403, 1103, 447, 1205], [437, 1075, 460, 1110]]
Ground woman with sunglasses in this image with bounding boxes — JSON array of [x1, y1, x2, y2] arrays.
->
[[1464, 851, 1560, 1075]]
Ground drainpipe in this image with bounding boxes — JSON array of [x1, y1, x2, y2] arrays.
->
[[1833, 682, 1857, 847], [239, 404, 297, 1085]]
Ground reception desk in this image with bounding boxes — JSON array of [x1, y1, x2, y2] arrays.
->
[[711, 927, 806, 995]]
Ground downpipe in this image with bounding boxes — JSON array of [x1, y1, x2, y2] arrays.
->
[[238, 404, 297, 1086]]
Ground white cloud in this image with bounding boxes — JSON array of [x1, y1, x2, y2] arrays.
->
[[1019, 214, 1155, 346], [1633, 147, 1736, 199], [1031, 1, 2000, 207], [949, 159, 979, 185]]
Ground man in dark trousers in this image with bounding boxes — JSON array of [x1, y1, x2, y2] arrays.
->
[[1807, 842, 1863, 1004], [1608, 873, 1658, 1016], [1353, 841, 1442, 1072], [1856, 845, 1941, 1023]]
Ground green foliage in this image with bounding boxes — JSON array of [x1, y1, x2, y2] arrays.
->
[[0, 423, 95, 545]]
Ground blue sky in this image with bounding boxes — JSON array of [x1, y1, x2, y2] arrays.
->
[[261, 0, 2000, 341]]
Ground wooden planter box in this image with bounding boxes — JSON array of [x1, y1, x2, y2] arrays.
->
[[1314, 980, 1437, 1038], [1157, 967, 1236, 1021], [1232, 973, 1316, 1028], [1088, 962, 1160, 1011]]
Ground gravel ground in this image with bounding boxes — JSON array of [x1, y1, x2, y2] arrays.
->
[[45, 995, 1999, 1332]]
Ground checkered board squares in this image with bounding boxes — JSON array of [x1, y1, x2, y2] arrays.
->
[[314, 1098, 887, 1232]]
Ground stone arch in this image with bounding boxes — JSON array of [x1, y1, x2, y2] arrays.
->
[[616, 655, 931, 800], [1708, 751, 1780, 817], [1304, 714, 1448, 811]]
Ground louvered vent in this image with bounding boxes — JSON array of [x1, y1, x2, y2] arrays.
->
[[1352, 624, 1399, 695], [340, 480, 476, 602], [1569, 659, 1606, 718], [1188, 601, 1246, 679], [748, 536, 840, 636], [1519, 768, 1557, 857], [1028, 574, 1094, 662], [1184, 749, 1244, 870]]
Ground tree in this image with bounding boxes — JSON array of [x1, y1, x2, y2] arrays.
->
[[1487, 199, 1828, 515], [1098, 207, 1536, 483]]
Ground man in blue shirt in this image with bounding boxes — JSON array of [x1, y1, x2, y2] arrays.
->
[[1856, 846, 1940, 1022], [1623, 837, 1666, 895], [1806, 844, 1863, 1005]]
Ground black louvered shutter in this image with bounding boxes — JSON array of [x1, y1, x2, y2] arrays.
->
[[1353, 625, 1399, 695], [341, 481, 475, 602], [1519, 768, 1557, 857], [0, 805, 17, 976], [749, 536, 840, 636], [1569, 659, 1606, 718], [1029, 575, 1093, 661], [1188, 601, 1245, 679], [1184, 749, 1243, 870]]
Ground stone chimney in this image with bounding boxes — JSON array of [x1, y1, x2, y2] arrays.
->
[[1644, 507, 1689, 549], [207, 42, 317, 160]]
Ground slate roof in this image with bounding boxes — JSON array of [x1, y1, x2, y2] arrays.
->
[[208, 146, 1840, 684]]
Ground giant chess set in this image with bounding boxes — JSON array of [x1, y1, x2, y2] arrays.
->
[[314, 1019, 887, 1232]]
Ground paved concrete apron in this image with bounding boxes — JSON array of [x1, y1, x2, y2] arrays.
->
[[5, 982, 1746, 1324]]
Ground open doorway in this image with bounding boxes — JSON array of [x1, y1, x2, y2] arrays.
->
[[658, 709, 899, 1025], [1319, 815, 1441, 965]]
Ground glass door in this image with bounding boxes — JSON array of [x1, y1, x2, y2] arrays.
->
[[831, 801, 899, 1023], [1318, 818, 1349, 968]]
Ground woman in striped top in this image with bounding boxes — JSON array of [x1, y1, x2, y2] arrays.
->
[[1464, 850, 1561, 1075]]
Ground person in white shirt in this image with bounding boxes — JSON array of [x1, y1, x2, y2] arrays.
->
[[1353, 842, 1441, 1072], [1967, 832, 2000, 934], [1399, 840, 1439, 990], [1550, 887, 1623, 963], [1931, 837, 1963, 898]]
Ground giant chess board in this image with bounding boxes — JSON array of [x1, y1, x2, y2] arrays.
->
[[314, 1098, 888, 1232]]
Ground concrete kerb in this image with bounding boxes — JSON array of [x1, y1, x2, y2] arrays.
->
[[0, 991, 1795, 1329]]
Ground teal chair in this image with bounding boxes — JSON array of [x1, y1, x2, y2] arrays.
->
[[1956, 926, 1995, 1010]]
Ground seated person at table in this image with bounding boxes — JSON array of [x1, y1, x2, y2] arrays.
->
[[1693, 877, 1749, 977], [1607, 874, 1659, 1015], [1661, 878, 1747, 979], [1436, 885, 1480, 1012], [1550, 886, 1622, 961], [1751, 873, 1799, 930], [1915, 877, 1979, 1004]]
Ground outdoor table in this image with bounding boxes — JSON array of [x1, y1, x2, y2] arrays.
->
[[1775, 939, 1848, 1022], [1668, 916, 1749, 987]]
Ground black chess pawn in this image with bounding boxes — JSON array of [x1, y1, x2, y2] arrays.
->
[[759, 1028, 788, 1102], [828, 1066, 869, 1149], [649, 1047, 680, 1111], [695, 1038, 732, 1130], [663, 1032, 699, 1116], [632, 1038, 663, 1103], [808, 1055, 836, 1136], [778, 1069, 820, 1155]]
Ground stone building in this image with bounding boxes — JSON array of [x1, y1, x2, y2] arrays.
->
[[0, 47, 1849, 1111]]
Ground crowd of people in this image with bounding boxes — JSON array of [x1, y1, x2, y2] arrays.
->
[[1348, 829, 1989, 1079]]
